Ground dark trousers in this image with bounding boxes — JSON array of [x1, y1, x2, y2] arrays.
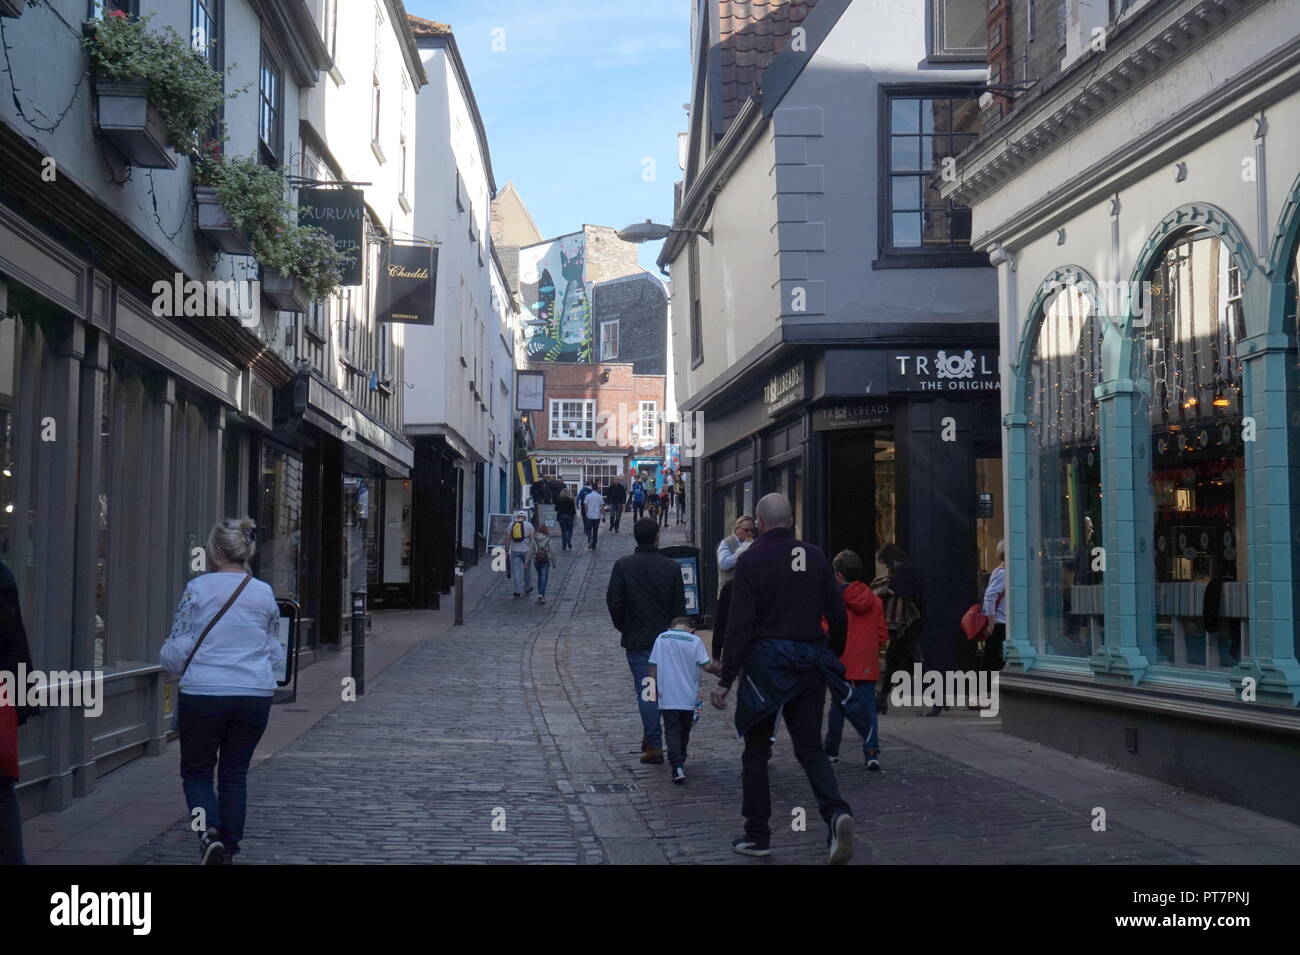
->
[[178, 693, 272, 855], [609, 504, 623, 532], [557, 514, 574, 549], [741, 666, 851, 844], [712, 581, 734, 662], [661, 709, 694, 769], [583, 516, 599, 548], [0, 775, 24, 865], [632, 502, 644, 522], [880, 622, 921, 704], [658, 505, 669, 527]]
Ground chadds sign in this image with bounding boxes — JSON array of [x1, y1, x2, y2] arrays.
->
[[888, 349, 999, 393], [377, 243, 438, 325], [764, 361, 808, 417], [297, 187, 365, 286]]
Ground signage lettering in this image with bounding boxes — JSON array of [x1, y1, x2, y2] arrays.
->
[[377, 243, 438, 325], [888, 349, 1000, 393], [298, 188, 365, 286]]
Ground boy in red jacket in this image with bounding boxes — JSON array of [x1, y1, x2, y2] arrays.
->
[[824, 550, 887, 770]]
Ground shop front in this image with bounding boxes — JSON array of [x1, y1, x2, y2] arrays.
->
[[693, 346, 1001, 671]]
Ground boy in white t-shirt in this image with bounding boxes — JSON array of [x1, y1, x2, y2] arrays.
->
[[648, 617, 719, 784]]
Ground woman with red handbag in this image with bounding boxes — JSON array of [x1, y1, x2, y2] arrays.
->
[[0, 557, 32, 865]]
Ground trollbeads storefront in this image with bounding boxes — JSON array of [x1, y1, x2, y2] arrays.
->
[[693, 346, 1002, 672]]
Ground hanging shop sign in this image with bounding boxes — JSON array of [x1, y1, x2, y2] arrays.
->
[[297, 187, 365, 286], [812, 400, 894, 431], [377, 243, 438, 325], [888, 349, 999, 393], [764, 362, 808, 417]]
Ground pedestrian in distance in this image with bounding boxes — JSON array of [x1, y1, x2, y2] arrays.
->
[[531, 523, 554, 605], [649, 617, 720, 784], [711, 515, 755, 665], [159, 518, 285, 865], [582, 484, 605, 550], [873, 542, 923, 715], [630, 475, 647, 522], [576, 480, 593, 513], [606, 478, 627, 533], [503, 510, 536, 597], [606, 518, 688, 766], [676, 483, 688, 525], [709, 493, 855, 865], [0, 557, 32, 865], [657, 488, 671, 528], [554, 490, 576, 551], [824, 550, 887, 771]]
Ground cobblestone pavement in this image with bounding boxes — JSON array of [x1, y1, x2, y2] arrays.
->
[[127, 522, 1284, 864]]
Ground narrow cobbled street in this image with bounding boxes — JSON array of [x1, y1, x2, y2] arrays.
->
[[112, 524, 1299, 865]]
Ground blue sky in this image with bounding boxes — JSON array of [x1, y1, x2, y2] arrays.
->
[[406, 0, 691, 274]]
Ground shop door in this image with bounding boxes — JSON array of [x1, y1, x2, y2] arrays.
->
[[826, 429, 895, 570]]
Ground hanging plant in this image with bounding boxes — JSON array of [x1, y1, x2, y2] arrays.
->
[[194, 152, 344, 302], [84, 11, 235, 156]]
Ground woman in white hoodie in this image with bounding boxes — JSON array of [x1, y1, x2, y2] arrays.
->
[[160, 517, 283, 865]]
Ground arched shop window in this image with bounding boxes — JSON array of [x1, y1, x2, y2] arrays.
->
[[1142, 229, 1247, 671], [1026, 279, 1105, 658]]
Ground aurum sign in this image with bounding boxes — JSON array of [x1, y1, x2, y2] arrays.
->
[[378, 243, 438, 325], [297, 187, 365, 285]]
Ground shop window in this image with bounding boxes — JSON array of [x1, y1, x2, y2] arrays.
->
[[0, 311, 32, 623], [259, 444, 303, 601], [880, 88, 983, 262], [1026, 279, 1105, 659], [1143, 230, 1247, 670]]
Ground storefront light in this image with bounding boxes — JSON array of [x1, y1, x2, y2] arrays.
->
[[1212, 397, 1231, 407], [3, 503, 12, 514], [1183, 397, 1198, 408], [1, 467, 9, 477]]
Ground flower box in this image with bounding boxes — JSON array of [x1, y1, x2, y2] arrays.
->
[[260, 267, 310, 313], [0, 0, 29, 19], [93, 78, 177, 170], [194, 186, 253, 255]]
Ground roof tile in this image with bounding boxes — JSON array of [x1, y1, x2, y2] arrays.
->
[[717, 0, 820, 125]]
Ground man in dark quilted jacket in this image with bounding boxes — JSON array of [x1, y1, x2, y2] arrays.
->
[[607, 518, 687, 765]]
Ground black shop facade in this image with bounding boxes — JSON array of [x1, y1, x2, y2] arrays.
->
[[694, 341, 1002, 674]]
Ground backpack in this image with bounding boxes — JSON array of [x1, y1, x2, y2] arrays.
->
[[632, 483, 645, 502], [511, 521, 525, 542], [534, 537, 550, 565]]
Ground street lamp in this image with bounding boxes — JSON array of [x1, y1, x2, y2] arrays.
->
[[617, 219, 712, 245]]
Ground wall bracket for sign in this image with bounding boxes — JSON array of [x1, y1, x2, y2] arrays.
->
[[286, 176, 373, 187]]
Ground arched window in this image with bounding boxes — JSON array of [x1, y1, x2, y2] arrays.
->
[[1026, 279, 1104, 658], [1142, 229, 1247, 670]]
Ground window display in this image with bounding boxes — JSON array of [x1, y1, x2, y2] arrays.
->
[[1027, 280, 1104, 658]]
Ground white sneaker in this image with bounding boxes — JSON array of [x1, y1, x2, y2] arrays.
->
[[672, 766, 686, 784], [827, 812, 854, 865]]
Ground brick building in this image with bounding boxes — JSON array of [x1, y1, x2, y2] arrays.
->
[[528, 362, 667, 496]]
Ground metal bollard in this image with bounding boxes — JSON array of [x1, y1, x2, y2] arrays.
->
[[454, 562, 465, 625], [350, 590, 366, 696]]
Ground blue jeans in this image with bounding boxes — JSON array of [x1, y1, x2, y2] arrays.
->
[[179, 693, 272, 855], [0, 776, 24, 865], [825, 679, 879, 757], [557, 514, 574, 549], [510, 552, 532, 594], [536, 560, 550, 597], [626, 649, 661, 748]]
